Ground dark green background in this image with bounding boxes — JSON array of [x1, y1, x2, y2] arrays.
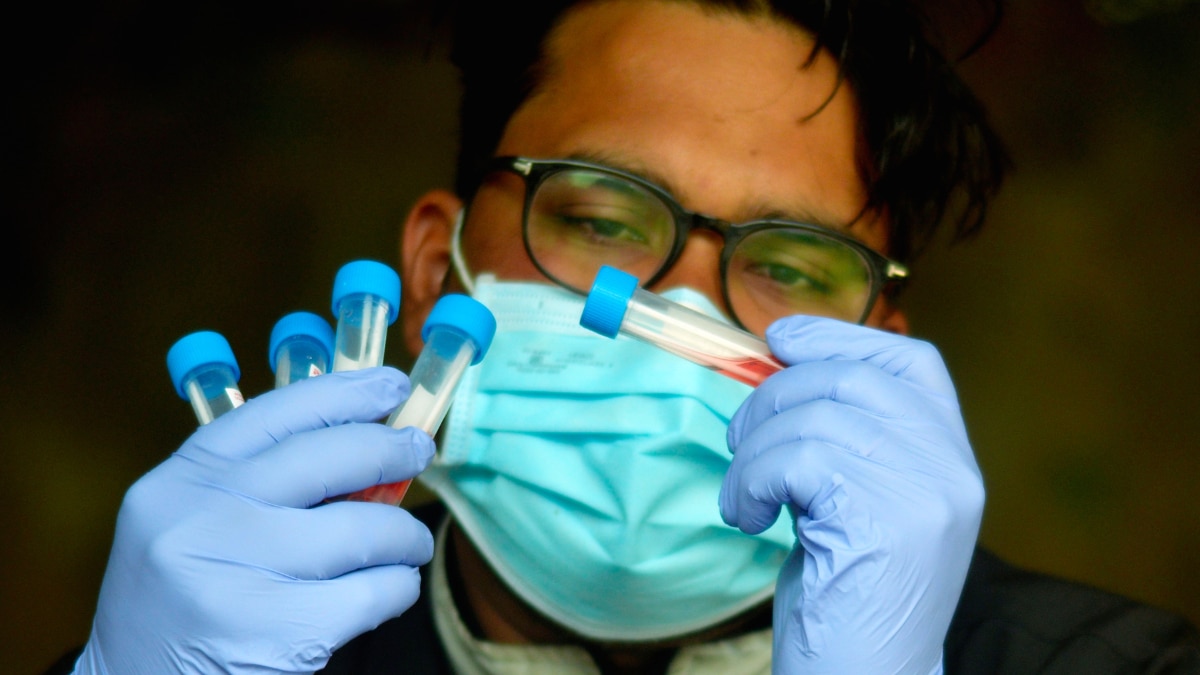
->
[[6, 1, 1199, 671]]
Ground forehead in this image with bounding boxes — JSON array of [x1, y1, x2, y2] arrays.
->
[[494, 0, 883, 243]]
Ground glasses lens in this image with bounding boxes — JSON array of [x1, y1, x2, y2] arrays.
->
[[525, 168, 676, 291], [726, 227, 873, 333]]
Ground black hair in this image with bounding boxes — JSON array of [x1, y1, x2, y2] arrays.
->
[[445, 0, 1011, 265]]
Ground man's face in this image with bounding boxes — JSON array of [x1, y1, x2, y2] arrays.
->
[[402, 0, 905, 353]]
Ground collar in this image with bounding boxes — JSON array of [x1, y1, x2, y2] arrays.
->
[[429, 516, 773, 675]]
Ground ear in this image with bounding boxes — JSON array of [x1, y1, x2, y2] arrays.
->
[[400, 189, 464, 356]]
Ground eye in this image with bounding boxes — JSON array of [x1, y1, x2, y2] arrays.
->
[[528, 168, 676, 263], [556, 213, 650, 245], [743, 260, 833, 296]]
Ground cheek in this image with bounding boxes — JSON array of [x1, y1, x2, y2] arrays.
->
[[863, 295, 909, 335], [463, 221, 542, 281], [462, 185, 546, 282]]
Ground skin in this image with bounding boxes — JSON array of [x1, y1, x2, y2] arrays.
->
[[397, 1, 910, 671]]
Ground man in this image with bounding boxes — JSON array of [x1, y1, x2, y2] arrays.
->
[[51, 1, 1200, 674]]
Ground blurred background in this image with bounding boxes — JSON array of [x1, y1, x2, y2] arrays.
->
[[5, 0, 1198, 670]]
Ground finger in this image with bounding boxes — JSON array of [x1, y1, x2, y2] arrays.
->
[[227, 424, 435, 507], [308, 564, 426, 649], [731, 399, 894, 464], [190, 367, 411, 461], [765, 315, 956, 396], [728, 360, 917, 447], [733, 397, 975, 486], [720, 438, 832, 534], [231, 501, 434, 579]]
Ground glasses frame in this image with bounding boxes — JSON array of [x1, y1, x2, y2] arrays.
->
[[480, 155, 910, 328]]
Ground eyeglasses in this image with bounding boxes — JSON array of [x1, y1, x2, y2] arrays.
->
[[465, 156, 909, 335]]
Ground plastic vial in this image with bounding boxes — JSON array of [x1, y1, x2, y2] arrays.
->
[[167, 330, 245, 425], [579, 265, 784, 387], [330, 260, 401, 372], [346, 293, 496, 505], [269, 311, 335, 388]]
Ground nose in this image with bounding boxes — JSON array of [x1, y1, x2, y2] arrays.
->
[[648, 227, 732, 318]]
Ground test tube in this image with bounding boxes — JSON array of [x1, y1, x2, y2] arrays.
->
[[330, 260, 401, 372], [345, 293, 496, 505], [167, 330, 245, 424], [579, 265, 784, 387], [269, 311, 335, 388]]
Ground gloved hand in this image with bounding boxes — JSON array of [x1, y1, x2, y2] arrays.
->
[[719, 316, 985, 675], [74, 367, 436, 675]]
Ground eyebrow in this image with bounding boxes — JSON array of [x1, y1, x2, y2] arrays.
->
[[561, 149, 846, 231], [564, 150, 684, 197]]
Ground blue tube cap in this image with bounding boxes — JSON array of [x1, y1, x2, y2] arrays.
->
[[167, 331, 240, 400], [331, 260, 401, 325], [580, 265, 638, 338], [269, 311, 335, 373], [421, 294, 497, 365]]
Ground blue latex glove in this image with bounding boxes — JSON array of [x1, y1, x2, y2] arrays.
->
[[720, 316, 985, 675], [74, 367, 436, 675]]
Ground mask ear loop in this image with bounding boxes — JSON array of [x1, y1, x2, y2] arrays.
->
[[448, 208, 476, 294]]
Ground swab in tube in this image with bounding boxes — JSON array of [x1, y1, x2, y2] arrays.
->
[[330, 260, 401, 372], [269, 311, 335, 388], [345, 293, 496, 505], [167, 330, 245, 424], [579, 265, 784, 387]]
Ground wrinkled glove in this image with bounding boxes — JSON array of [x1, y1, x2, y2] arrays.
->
[[720, 316, 985, 675], [74, 367, 435, 675]]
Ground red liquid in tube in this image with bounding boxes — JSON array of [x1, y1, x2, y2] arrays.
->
[[708, 355, 785, 387], [350, 480, 412, 505]]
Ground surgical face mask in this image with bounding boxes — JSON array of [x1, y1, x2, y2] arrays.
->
[[419, 274, 794, 642]]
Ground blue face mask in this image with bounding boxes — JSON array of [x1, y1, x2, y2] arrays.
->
[[419, 275, 794, 642]]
